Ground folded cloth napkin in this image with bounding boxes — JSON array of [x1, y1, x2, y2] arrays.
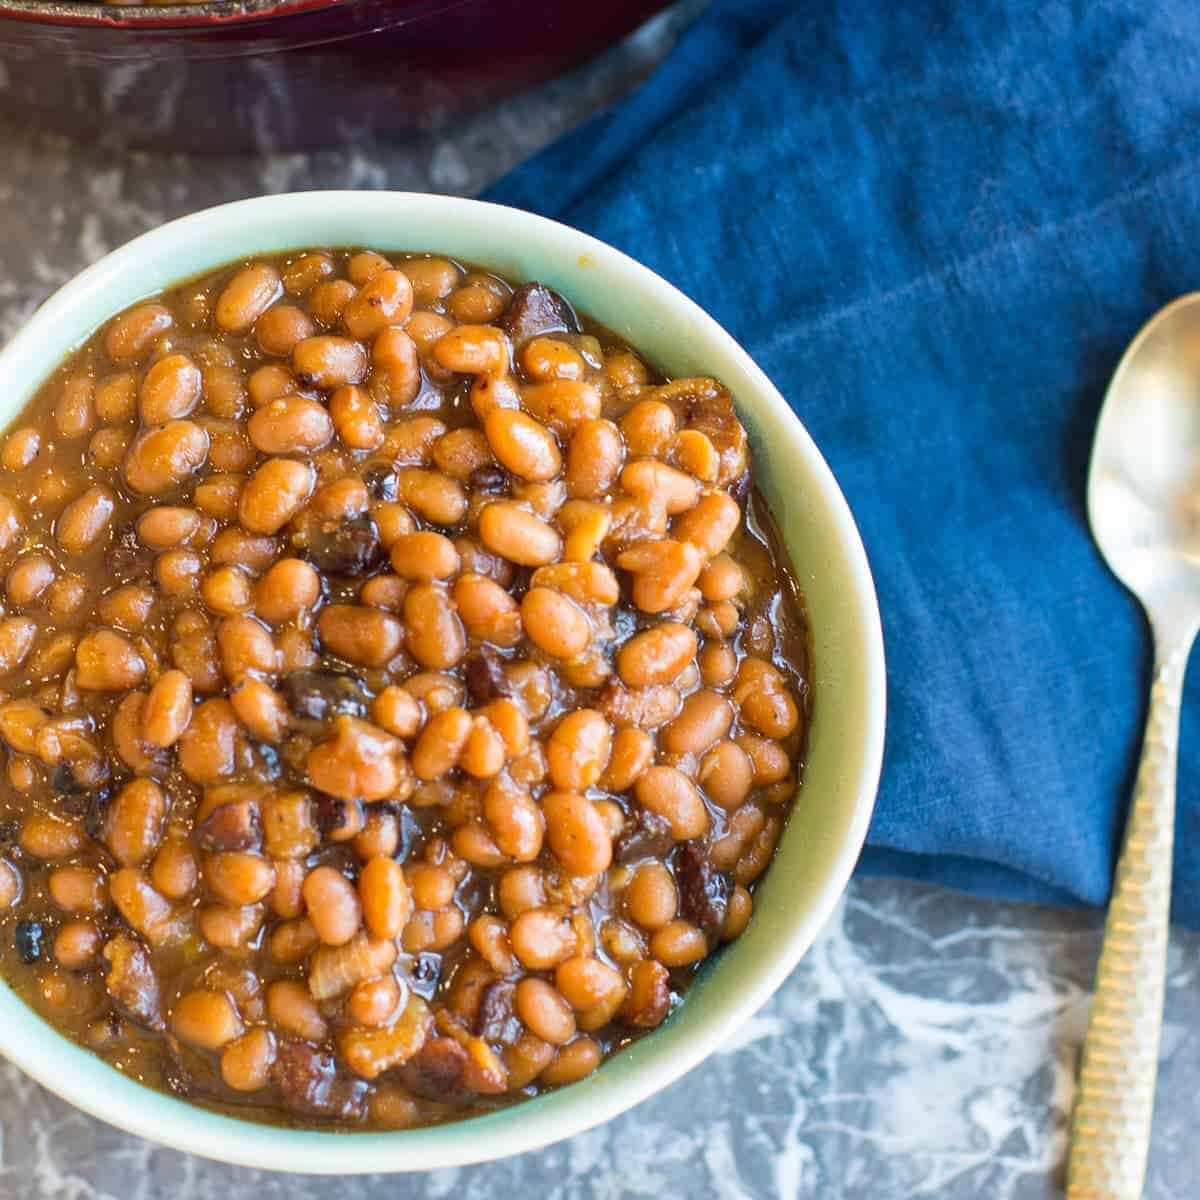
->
[[486, 0, 1200, 925]]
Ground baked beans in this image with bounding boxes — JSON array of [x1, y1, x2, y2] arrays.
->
[[0, 251, 809, 1133]]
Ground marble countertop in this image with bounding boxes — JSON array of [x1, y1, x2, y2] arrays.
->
[[0, 6, 1197, 1195]]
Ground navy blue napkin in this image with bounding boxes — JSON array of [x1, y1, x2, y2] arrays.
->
[[487, 0, 1200, 925]]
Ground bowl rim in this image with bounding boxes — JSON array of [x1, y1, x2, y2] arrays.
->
[[0, 191, 886, 1173]]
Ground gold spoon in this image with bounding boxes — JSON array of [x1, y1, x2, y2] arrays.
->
[[1070, 295, 1200, 1197]]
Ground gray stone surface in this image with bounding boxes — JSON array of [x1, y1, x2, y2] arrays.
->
[[0, 5, 1196, 1195]]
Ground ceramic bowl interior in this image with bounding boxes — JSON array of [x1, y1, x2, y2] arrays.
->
[[0, 192, 886, 1173]]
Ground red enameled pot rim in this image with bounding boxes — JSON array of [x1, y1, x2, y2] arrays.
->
[[0, 0, 448, 32]]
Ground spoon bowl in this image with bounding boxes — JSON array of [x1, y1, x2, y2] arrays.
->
[[1070, 294, 1200, 1198], [1089, 292, 1200, 628]]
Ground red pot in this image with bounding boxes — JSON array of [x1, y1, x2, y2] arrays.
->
[[0, 0, 671, 153]]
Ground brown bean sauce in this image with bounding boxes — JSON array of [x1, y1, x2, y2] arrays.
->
[[0, 250, 810, 1129]]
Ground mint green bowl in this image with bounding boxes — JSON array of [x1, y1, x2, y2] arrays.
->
[[0, 192, 885, 1173]]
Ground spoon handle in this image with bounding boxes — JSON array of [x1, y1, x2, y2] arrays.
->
[[1066, 635, 1188, 1199]]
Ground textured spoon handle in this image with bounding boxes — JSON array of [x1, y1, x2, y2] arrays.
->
[[1066, 638, 1187, 1199]]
